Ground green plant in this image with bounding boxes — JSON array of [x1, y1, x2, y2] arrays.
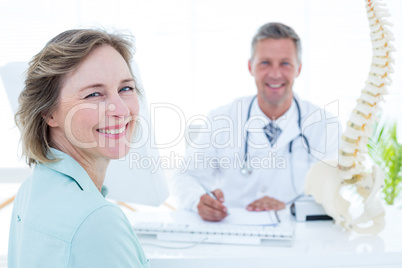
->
[[368, 120, 402, 205]]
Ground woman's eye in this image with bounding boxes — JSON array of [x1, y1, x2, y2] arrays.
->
[[85, 92, 100, 98], [119, 86, 134, 93]]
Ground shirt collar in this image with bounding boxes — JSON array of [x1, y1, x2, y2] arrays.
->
[[246, 96, 301, 147], [43, 148, 108, 197], [247, 96, 296, 130]]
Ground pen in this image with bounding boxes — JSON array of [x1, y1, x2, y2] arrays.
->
[[274, 210, 281, 223], [199, 183, 218, 200], [199, 184, 229, 214]]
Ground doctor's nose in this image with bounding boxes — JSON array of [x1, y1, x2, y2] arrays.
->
[[268, 66, 282, 79]]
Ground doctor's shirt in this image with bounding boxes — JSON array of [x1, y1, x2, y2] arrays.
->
[[172, 95, 340, 211]]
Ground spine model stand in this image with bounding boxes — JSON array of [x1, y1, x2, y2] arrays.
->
[[305, 0, 395, 234]]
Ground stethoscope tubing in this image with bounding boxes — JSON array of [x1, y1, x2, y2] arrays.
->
[[241, 95, 310, 175]]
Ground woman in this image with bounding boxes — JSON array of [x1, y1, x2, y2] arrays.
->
[[8, 29, 149, 267]]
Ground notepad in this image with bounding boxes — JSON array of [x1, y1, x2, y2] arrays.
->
[[161, 207, 278, 226], [125, 207, 279, 226], [220, 208, 279, 226]]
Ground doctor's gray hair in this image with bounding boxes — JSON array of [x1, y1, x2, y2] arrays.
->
[[15, 28, 136, 166], [250, 22, 301, 64]]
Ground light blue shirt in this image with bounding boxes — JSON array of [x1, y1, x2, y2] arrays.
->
[[8, 149, 150, 268]]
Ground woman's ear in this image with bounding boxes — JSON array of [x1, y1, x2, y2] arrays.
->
[[43, 112, 59, 128]]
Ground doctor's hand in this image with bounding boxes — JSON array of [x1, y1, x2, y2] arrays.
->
[[246, 196, 285, 212], [197, 189, 228, 222]]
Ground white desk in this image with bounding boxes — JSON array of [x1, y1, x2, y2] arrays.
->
[[1, 184, 401, 268], [128, 207, 402, 268]]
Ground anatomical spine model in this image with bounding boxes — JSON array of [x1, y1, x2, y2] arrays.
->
[[305, 0, 394, 234]]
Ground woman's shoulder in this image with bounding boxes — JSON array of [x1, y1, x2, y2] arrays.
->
[[68, 205, 150, 267], [14, 164, 120, 241], [12, 168, 149, 267]]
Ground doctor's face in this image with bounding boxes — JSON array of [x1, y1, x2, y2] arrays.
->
[[248, 38, 301, 110], [48, 45, 139, 161]]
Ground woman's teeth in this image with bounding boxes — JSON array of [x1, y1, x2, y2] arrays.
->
[[98, 125, 126, 134]]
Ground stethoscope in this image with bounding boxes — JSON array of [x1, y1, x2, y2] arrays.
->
[[240, 95, 311, 179]]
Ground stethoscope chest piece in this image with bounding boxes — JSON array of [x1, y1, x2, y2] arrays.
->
[[240, 163, 252, 176]]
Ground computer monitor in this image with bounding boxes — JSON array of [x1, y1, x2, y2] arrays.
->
[[0, 60, 169, 206]]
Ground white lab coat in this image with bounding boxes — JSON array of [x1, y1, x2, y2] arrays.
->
[[171, 95, 341, 211]]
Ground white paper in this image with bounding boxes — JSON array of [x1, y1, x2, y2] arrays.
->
[[167, 208, 278, 226], [220, 208, 278, 226], [127, 208, 279, 226]]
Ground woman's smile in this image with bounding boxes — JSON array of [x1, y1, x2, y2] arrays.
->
[[97, 123, 129, 139]]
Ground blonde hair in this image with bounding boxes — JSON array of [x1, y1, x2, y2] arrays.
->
[[15, 29, 135, 166]]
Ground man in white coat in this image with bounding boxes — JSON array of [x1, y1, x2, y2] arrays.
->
[[171, 22, 340, 221]]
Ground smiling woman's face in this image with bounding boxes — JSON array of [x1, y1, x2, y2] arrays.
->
[[47, 45, 139, 161]]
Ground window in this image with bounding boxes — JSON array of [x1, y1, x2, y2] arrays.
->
[[1, 0, 401, 167]]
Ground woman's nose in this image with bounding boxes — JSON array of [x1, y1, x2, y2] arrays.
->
[[106, 95, 130, 118]]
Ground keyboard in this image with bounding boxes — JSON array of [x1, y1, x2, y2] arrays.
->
[[132, 221, 294, 247]]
